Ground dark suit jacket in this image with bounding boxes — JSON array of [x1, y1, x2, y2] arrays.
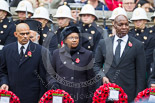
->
[[148, 48, 155, 87], [94, 35, 146, 102], [0, 41, 47, 103]]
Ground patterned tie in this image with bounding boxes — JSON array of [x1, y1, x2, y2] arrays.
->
[[20, 46, 24, 60], [115, 39, 122, 65]]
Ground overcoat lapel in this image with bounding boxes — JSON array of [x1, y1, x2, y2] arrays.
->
[[12, 42, 20, 63]]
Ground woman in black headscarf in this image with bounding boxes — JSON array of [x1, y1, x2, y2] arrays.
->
[[47, 26, 95, 103]]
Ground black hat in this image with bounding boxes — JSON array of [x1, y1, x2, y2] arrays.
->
[[61, 26, 80, 40], [135, 0, 150, 8], [24, 19, 42, 35]]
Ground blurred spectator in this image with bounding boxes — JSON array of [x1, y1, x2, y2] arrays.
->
[[122, 0, 136, 12], [147, 0, 155, 12], [67, 0, 108, 10], [5, 0, 21, 7], [37, 0, 62, 9], [88, 0, 109, 10], [7, 0, 39, 8], [135, 0, 153, 12], [66, 0, 87, 4], [104, 0, 122, 11], [68, 3, 83, 23], [71, 9, 81, 22], [50, 0, 62, 9], [27, 0, 39, 8]]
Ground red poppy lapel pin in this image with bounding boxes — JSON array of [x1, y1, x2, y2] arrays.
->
[[27, 51, 32, 57], [128, 41, 132, 47], [75, 58, 80, 63], [61, 41, 64, 47]]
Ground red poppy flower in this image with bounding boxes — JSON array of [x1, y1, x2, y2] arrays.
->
[[27, 51, 32, 57], [0, 90, 20, 103], [128, 41, 132, 47], [92, 83, 128, 103], [75, 58, 80, 63], [135, 88, 155, 103], [39, 89, 74, 103], [61, 41, 63, 47]]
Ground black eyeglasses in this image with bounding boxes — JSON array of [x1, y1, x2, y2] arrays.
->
[[19, 32, 30, 36], [67, 37, 79, 40]]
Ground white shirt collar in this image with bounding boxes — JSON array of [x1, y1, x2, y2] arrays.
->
[[18, 41, 30, 54], [114, 34, 128, 43]]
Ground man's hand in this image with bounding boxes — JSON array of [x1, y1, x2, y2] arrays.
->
[[1, 84, 9, 91], [151, 84, 155, 88], [103, 77, 110, 84]]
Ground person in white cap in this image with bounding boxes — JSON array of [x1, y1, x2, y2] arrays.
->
[[49, 2, 75, 51], [122, 0, 136, 12], [109, 5, 127, 37], [129, 5, 155, 78], [15, 0, 34, 25], [0, 0, 16, 48], [78, 3, 103, 56], [31, 6, 53, 45]]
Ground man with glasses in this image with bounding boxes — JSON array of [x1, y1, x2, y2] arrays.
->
[[0, 23, 47, 103], [122, 0, 136, 12]]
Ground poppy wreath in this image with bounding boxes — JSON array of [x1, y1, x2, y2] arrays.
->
[[0, 90, 20, 103], [39, 89, 74, 103], [135, 88, 155, 103], [93, 83, 128, 103]]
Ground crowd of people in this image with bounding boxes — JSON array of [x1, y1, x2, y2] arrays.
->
[[0, 0, 155, 103]]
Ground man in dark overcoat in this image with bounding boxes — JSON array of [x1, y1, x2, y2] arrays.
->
[[0, 23, 47, 103], [94, 15, 146, 102]]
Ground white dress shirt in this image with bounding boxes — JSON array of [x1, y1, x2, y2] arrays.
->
[[18, 41, 29, 55], [113, 35, 129, 57]]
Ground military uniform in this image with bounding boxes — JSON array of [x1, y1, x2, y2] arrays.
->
[[47, 26, 65, 55], [54, 27, 64, 48], [129, 27, 155, 76], [54, 23, 75, 48], [149, 26, 155, 35], [41, 25, 51, 44], [14, 20, 25, 25], [79, 21, 103, 55], [0, 17, 16, 46]]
